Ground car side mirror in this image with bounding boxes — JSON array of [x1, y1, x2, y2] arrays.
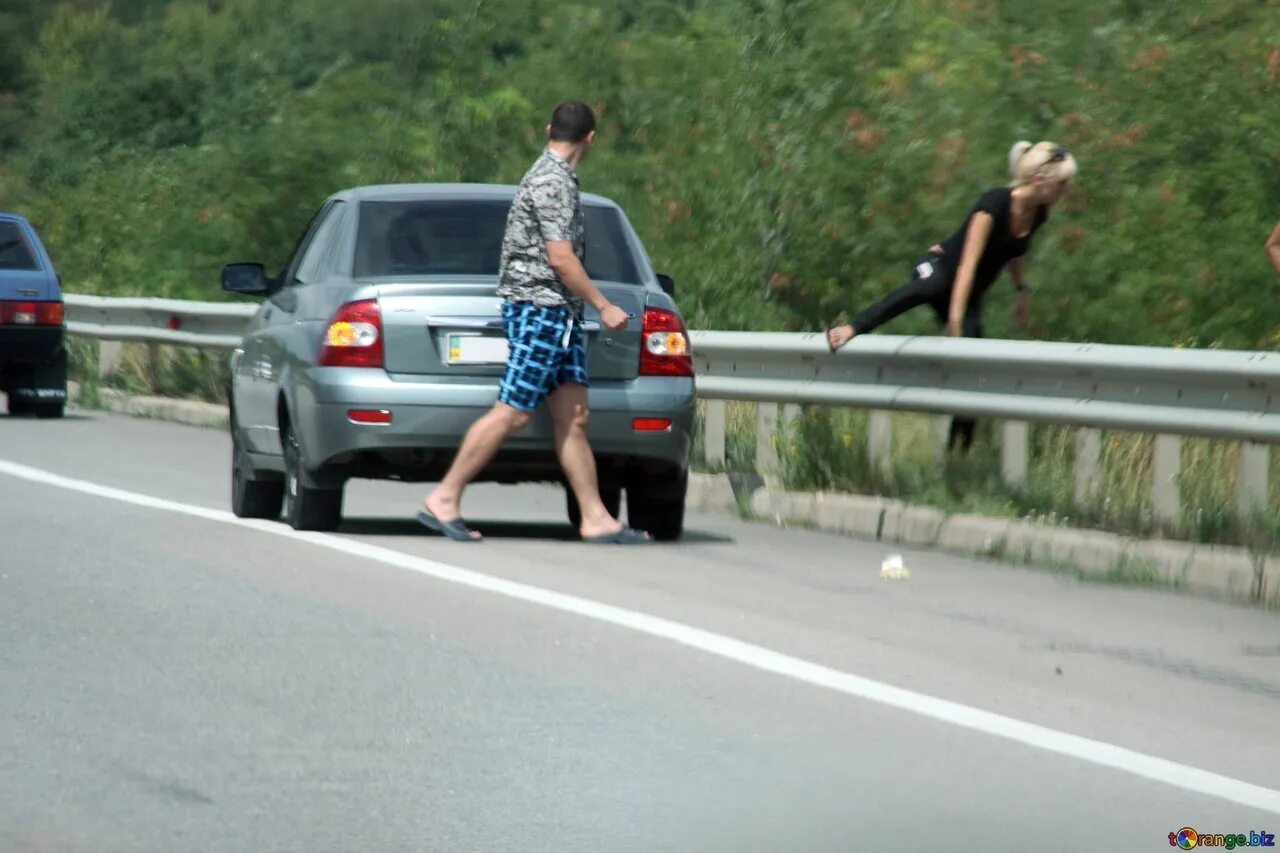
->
[[656, 273, 675, 297], [222, 263, 272, 296]]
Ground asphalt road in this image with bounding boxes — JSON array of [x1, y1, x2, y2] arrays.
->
[[3, 408, 1280, 852]]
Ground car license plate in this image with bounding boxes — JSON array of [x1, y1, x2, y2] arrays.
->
[[447, 334, 509, 365]]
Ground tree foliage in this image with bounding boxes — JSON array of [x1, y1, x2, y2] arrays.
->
[[1, 0, 1278, 344]]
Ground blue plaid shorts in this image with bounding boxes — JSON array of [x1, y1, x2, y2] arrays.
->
[[497, 302, 589, 412]]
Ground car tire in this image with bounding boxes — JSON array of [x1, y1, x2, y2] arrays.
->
[[282, 419, 343, 531], [565, 478, 623, 532], [231, 411, 283, 520], [626, 468, 687, 542], [34, 401, 64, 419], [6, 395, 32, 416]]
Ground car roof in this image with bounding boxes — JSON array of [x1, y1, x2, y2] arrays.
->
[[0, 213, 31, 225], [340, 183, 620, 209]]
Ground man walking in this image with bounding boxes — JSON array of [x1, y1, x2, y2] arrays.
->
[[418, 100, 649, 544]]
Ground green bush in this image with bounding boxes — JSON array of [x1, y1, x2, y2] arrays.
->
[[0, 0, 1276, 343]]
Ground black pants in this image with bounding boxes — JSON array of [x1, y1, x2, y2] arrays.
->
[[850, 252, 982, 451]]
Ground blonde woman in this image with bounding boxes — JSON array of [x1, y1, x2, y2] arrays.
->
[[825, 141, 1077, 448]]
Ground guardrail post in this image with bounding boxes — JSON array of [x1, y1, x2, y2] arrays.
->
[[1001, 421, 1029, 488], [868, 410, 893, 480], [930, 416, 951, 464], [782, 403, 801, 434], [145, 343, 162, 394], [756, 402, 780, 483], [1152, 434, 1181, 525], [1237, 441, 1269, 519], [1074, 428, 1101, 506], [703, 399, 726, 469], [98, 340, 122, 379]]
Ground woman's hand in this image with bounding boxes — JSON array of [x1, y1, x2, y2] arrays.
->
[[826, 324, 855, 351]]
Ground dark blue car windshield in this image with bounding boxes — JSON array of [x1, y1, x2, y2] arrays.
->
[[353, 200, 642, 285], [0, 221, 38, 271]]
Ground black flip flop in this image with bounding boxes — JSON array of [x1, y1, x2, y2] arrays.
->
[[417, 509, 482, 542], [582, 525, 653, 545]]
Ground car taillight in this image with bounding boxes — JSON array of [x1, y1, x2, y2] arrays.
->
[[0, 301, 63, 326], [638, 307, 693, 377], [319, 299, 383, 368]]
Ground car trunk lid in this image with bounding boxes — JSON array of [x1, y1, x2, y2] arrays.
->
[[376, 279, 645, 381], [0, 270, 54, 302]]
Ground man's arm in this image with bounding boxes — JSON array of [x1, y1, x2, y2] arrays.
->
[[547, 241, 609, 312], [1267, 221, 1280, 276], [547, 243, 628, 331], [533, 176, 628, 330]]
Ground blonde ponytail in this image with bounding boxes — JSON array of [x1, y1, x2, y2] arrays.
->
[[1008, 140, 1034, 183]]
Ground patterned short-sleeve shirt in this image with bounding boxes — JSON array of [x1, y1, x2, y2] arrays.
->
[[496, 149, 586, 317]]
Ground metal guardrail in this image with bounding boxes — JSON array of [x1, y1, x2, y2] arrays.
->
[[689, 331, 1280, 444], [64, 294, 256, 349], [62, 293, 1280, 443]]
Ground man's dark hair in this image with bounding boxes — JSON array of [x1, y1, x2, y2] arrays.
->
[[549, 100, 596, 143]]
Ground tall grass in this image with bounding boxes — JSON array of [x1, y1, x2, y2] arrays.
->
[[69, 341, 230, 405], [695, 402, 1280, 552]]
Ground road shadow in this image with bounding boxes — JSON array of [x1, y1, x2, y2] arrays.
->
[[0, 412, 95, 422], [337, 517, 734, 545]]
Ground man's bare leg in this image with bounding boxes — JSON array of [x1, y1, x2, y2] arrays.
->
[[548, 383, 631, 539], [423, 403, 531, 539]]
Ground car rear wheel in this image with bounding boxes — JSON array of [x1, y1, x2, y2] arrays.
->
[[565, 479, 623, 533], [6, 395, 32, 416], [34, 401, 64, 419], [231, 410, 284, 519], [282, 419, 344, 531], [626, 469, 687, 542]]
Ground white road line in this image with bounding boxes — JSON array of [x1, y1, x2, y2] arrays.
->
[[3, 455, 1278, 815]]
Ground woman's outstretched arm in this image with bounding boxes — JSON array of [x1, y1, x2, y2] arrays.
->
[[947, 212, 993, 336]]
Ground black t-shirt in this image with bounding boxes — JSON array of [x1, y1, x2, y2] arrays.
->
[[936, 187, 1048, 296]]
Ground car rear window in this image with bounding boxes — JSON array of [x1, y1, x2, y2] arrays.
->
[[0, 221, 39, 271], [353, 199, 642, 285]]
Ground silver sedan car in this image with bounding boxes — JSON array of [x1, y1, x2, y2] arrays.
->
[[222, 184, 695, 539]]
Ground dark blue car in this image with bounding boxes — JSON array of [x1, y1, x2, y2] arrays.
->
[[0, 214, 66, 418]]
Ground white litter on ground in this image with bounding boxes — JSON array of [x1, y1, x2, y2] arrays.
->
[[880, 553, 910, 580]]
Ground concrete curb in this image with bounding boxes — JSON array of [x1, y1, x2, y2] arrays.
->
[[70, 383, 229, 430], [688, 473, 1278, 609]]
